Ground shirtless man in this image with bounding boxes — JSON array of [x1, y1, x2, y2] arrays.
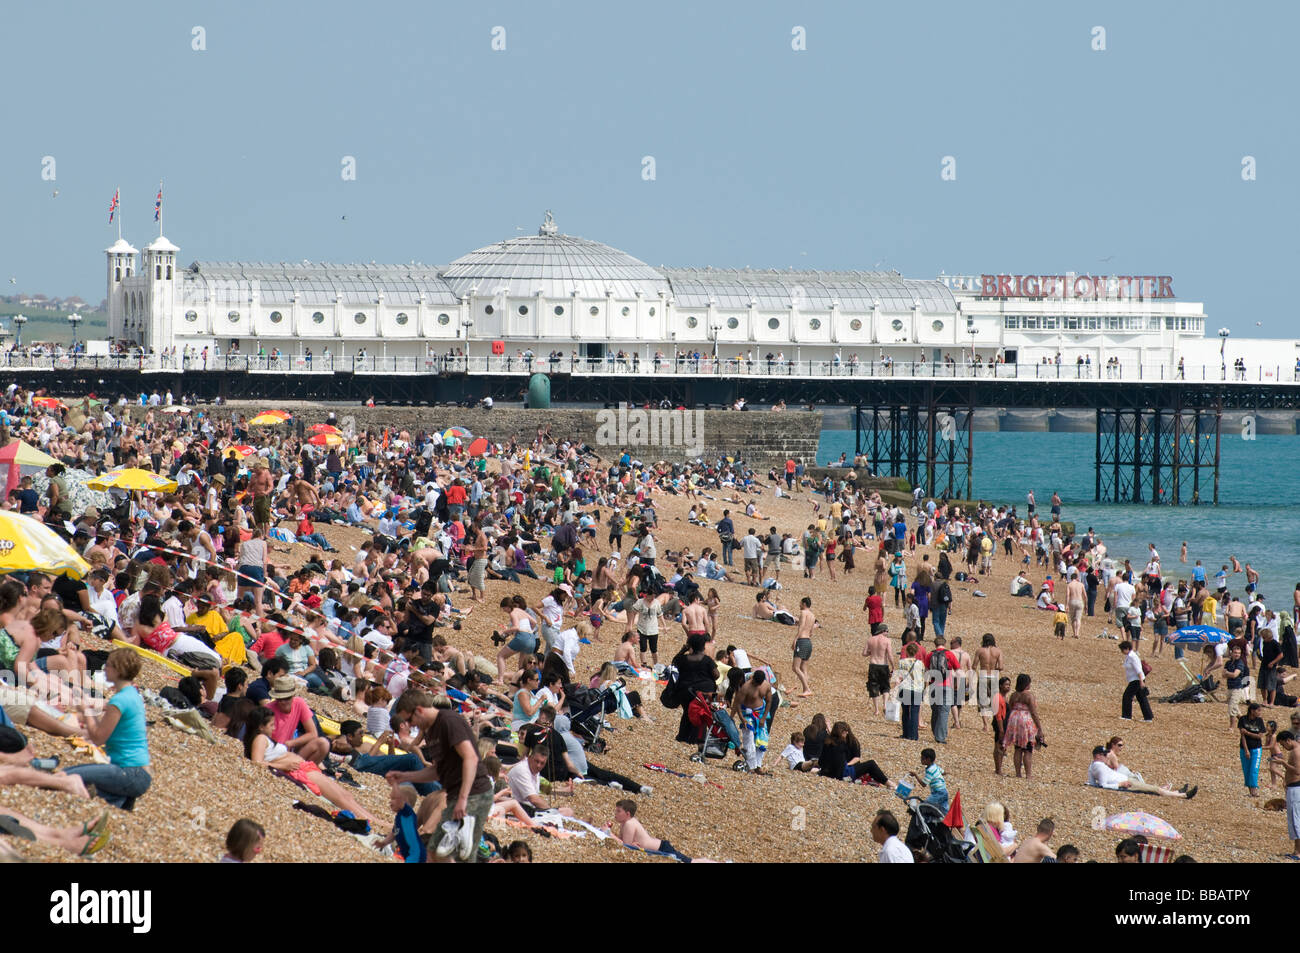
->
[[1012, 818, 1057, 863], [1271, 732, 1300, 859], [613, 632, 640, 672], [249, 461, 274, 535], [732, 670, 774, 774], [974, 633, 1004, 732], [681, 591, 709, 639], [752, 591, 777, 621], [863, 624, 894, 717], [1245, 563, 1260, 593], [1065, 573, 1087, 639], [611, 799, 691, 861], [792, 597, 815, 697], [291, 476, 320, 513], [950, 636, 973, 729], [1226, 596, 1248, 636]]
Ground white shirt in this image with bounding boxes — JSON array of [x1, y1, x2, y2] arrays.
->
[[552, 627, 580, 674], [780, 743, 805, 769], [1113, 581, 1135, 609], [1122, 650, 1144, 683], [507, 760, 541, 806], [878, 835, 913, 863], [163, 595, 187, 630], [1088, 759, 1126, 790]]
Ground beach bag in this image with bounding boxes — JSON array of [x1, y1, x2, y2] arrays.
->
[[1141, 660, 1152, 677], [884, 696, 901, 723]]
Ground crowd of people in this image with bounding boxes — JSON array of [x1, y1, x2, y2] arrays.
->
[[1, 383, 1295, 863]]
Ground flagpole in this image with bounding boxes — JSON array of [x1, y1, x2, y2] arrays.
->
[[157, 178, 163, 238], [116, 186, 121, 241]]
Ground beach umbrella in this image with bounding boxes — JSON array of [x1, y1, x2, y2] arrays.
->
[[309, 423, 341, 435], [1169, 625, 1231, 645], [226, 444, 257, 459], [467, 437, 490, 457], [1104, 811, 1181, 841], [308, 432, 344, 447], [0, 511, 92, 579], [441, 426, 472, 441], [86, 468, 179, 493], [32, 396, 64, 411], [250, 411, 288, 426]]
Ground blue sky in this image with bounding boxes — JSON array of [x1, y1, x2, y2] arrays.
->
[[2, 0, 1294, 335]]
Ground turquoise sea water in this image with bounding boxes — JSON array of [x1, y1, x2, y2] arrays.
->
[[817, 430, 1300, 594]]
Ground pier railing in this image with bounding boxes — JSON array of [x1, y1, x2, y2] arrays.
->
[[3, 351, 1297, 384]]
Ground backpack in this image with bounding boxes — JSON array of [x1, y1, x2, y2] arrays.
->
[[937, 582, 952, 606], [929, 648, 950, 678]]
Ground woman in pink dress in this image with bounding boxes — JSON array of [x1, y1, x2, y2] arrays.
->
[[1002, 673, 1046, 779]]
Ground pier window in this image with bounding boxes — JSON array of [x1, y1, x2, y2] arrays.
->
[[589, 306, 600, 316], [1022, 316, 1039, 329], [849, 318, 862, 331], [1041, 317, 1058, 330], [184, 310, 198, 323], [809, 317, 822, 330], [931, 319, 944, 332], [312, 311, 325, 324], [484, 305, 494, 315], [354, 312, 367, 325], [1084, 316, 1101, 330], [649, 307, 656, 316], [554, 305, 564, 316], [1064, 316, 1079, 330], [1003, 316, 1020, 329], [395, 312, 409, 325], [686, 316, 698, 328], [518, 305, 528, 315], [437, 313, 450, 325], [727, 317, 739, 329], [228, 310, 241, 323], [622, 306, 630, 316], [768, 317, 781, 329], [269, 310, 283, 324], [891, 318, 904, 331]]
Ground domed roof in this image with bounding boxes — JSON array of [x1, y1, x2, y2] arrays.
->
[[440, 212, 669, 300]]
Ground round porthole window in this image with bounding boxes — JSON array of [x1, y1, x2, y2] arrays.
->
[[484, 305, 494, 315], [395, 312, 409, 326], [354, 312, 366, 325], [184, 310, 198, 323], [312, 311, 325, 324], [809, 317, 822, 330], [768, 317, 780, 330], [518, 305, 529, 315], [227, 310, 241, 323], [649, 307, 656, 316], [437, 313, 450, 325], [932, 319, 945, 332], [686, 316, 698, 329], [622, 306, 630, 316], [726, 317, 739, 330], [891, 318, 905, 331], [554, 306, 564, 316], [589, 306, 600, 317], [849, 318, 862, 331], [269, 310, 283, 324]]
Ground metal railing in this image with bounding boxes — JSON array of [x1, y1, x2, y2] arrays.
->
[[2, 350, 1297, 385]]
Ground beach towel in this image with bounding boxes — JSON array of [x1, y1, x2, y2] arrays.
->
[[162, 709, 218, 743]]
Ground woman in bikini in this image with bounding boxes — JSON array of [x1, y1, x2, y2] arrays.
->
[[244, 707, 377, 824]]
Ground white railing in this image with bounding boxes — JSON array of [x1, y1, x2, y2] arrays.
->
[[2, 351, 1297, 384]]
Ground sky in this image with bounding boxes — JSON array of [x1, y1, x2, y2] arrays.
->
[[1, 0, 1295, 336]]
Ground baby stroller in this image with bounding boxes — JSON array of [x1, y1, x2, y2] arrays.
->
[[1161, 675, 1217, 704], [903, 798, 975, 863], [686, 692, 748, 772], [566, 685, 618, 754]]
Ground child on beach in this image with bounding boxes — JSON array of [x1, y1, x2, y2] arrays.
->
[[611, 799, 692, 861], [907, 748, 949, 814], [220, 819, 265, 863], [780, 732, 818, 772], [375, 783, 426, 863], [1053, 608, 1068, 640], [705, 588, 720, 639]]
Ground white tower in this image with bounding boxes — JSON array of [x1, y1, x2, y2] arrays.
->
[[105, 238, 138, 340], [141, 235, 179, 351]]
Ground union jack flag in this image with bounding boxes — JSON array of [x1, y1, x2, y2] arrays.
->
[[154, 183, 162, 222], [108, 189, 119, 223]]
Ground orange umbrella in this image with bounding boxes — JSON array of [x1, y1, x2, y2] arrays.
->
[[227, 444, 257, 458], [308, 433, 344, 447], [33, 397, 64, 410], [309, 423, 341, 435], [467, 437, 490, 457]]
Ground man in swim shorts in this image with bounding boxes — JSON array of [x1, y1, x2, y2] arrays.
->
[[863, 625, 894, 716]]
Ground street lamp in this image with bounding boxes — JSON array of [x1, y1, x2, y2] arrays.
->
[[1218, 327, 1229, 379], [68, 312, 82, 351], [708, 318, 723, 371], [461, 317, 473, 370], [12, 314, 27, 348]]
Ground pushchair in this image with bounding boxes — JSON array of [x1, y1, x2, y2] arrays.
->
[[1161, 675, 1217, 704], [685, 692, 748, 772], [903, 798, 975, 863], [566, 685, 619, 754]]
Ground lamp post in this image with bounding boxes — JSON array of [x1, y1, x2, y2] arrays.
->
[[1218, 327, 1229, 379], [461, 317, 473, 371], [68, 312, 82, 351], [967, 323, 977, 367], [12, 314, 27, 349], [708, 318, 722, 372]]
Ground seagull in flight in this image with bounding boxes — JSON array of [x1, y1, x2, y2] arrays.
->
[[1098, 255, 1114, 263]]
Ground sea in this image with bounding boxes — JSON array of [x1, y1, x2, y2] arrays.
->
[[817, 430, 1300, 597]]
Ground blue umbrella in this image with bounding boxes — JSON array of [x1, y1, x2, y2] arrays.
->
[[1169, 625, 1231, 645]]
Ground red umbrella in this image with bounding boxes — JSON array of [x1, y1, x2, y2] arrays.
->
[[467, 437, 490, 457], [33, 396, 64, 410], [309, 423, 341, 434], [308, 433, 344, 447]]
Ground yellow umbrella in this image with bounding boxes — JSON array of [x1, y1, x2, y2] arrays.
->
[[249, 412, 287, 426], [0, 511, 92, 579], [85, 468, 179, 493]]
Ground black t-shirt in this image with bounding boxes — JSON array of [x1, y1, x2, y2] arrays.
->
[[1261, 640, 1283, 668], [16, 488, 39, 513], [1239, 716, 1265, 750], [818, 739, 847, 779], [247, 677, 272, 705], [803, 726, 827, 762], [52, 575, 88, 612]]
